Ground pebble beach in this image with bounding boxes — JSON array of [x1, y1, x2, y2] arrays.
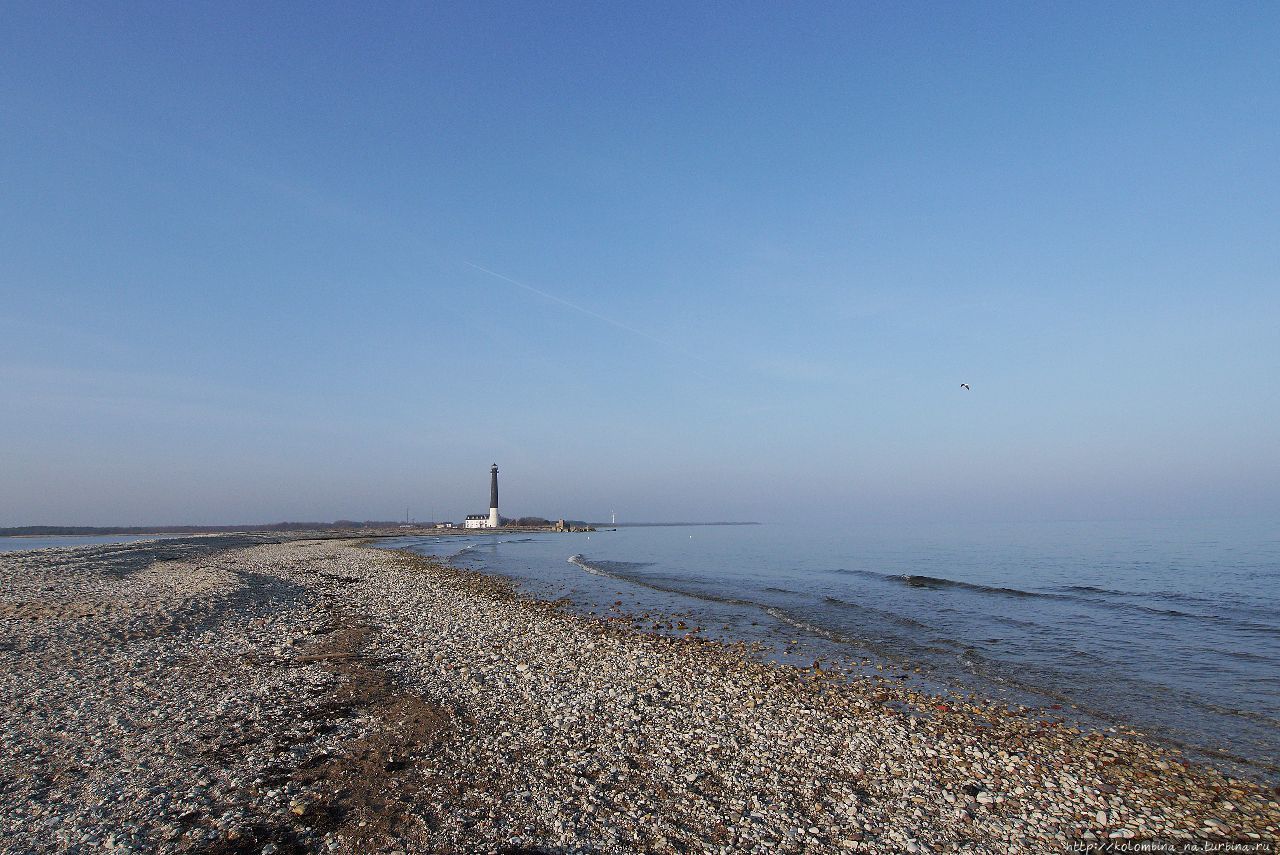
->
[[1, 536, 1277, 854]]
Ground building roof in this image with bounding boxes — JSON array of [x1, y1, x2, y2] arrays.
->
[[465, 514, 489, 519]]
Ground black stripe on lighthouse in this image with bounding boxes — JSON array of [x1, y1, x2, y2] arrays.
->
[[490, 464, 499, 510]]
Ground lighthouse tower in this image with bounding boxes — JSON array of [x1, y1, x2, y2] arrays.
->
[[487, 463, 500, 528]]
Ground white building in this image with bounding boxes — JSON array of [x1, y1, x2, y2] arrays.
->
[[463, 514, 493, 529]]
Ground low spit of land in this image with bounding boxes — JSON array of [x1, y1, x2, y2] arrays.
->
[[1, 536, 1276, 854]]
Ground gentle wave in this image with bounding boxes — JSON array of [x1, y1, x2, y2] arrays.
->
[[1058, 584, 1121, 595], [571, 555, 930, 646], [761, 606, 849, 643], [844, 568, 1280, 636], [822, 595, 930, 631], [568, 554, 755, 608], [838, 568, 1073, 600], [898, 573, 1047, 597], [1059, 584, 1269, 613], [447, 544, 477, 560], [567, 555, 655, 575], [571, 553, 1279, 649]]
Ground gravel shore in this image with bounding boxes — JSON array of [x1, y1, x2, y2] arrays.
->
[[2, 537, 1277, 854]]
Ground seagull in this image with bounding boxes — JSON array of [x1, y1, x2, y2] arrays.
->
[[960, 383, 970, 390]]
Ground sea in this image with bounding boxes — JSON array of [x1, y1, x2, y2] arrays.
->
[[0, 534, 167, 552], [376, 518, 1280, 783]]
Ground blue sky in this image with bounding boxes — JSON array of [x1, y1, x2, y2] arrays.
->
[[2, 2, 1277, 525]]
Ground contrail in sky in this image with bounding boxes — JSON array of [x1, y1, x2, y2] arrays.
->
[[463, 262, 713, 373]]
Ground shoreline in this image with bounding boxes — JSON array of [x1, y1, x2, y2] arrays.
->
[[1, 536, 1276, 853], [385, 531, 1280, 787]]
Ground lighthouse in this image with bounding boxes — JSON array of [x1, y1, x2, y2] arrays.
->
[[488, 463, 500, 528], [463, 463, 503, 528]]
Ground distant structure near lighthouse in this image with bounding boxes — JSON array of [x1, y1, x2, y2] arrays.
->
[[464, 463, 501, 529]]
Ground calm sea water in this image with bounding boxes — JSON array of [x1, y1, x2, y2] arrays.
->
[[0, 535, 166, 552], [389, 519, 1279, 781]]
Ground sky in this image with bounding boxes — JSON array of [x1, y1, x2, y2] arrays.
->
[[1, 1, 1278, 526]]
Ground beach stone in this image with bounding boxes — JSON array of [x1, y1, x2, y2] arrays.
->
[[3, 536, 1280, 855]]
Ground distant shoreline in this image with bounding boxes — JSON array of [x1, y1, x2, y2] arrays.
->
[[0, 523, 423, 536], [0, 521, 761, 537]]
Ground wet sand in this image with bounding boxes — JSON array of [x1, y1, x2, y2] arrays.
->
[[1, 536, 1276, 853]]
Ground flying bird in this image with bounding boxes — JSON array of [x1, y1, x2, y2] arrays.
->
[[960, 383, 970, 390]]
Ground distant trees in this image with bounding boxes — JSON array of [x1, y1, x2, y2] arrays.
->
[[514, 517, 553, 528]]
